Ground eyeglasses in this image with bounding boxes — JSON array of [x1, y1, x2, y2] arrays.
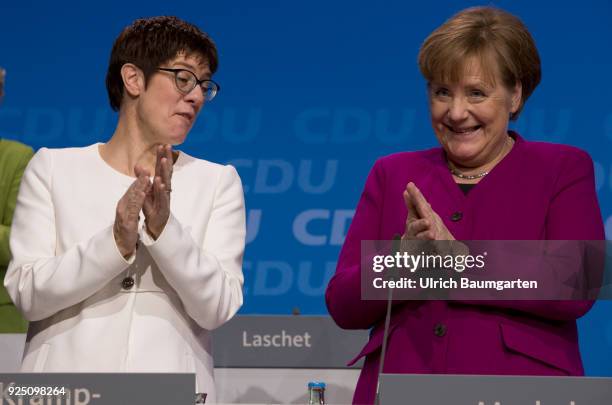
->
[[156, 68, 220, 101]]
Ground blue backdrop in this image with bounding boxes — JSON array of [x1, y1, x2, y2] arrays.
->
[[1, 0, 611, 375]]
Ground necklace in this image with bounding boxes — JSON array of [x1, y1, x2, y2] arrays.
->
[[449, 166, 488, 180], [448, 135, 514, 180]]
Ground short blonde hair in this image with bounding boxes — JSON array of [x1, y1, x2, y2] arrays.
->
[[418, 7, 541, 120]]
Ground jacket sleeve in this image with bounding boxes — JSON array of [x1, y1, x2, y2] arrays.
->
[[0, 142, 34, 267], [139, 164, 246, 330], [326, 160, 399, 329], [4, 148, 131, 321], [457, 148, 606, 321]]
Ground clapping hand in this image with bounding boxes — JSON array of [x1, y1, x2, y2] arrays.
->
[[113, 167, 151, 258], [142, 144, 174, 240], [402, 182, 455, 241], [113, 144, 174, 256]]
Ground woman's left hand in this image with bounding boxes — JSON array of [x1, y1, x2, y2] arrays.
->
[[141, 144, 174, 240], [402, 182, 455, 240]]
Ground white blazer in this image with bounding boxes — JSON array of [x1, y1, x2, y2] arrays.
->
[[5, 144, 246, 402]]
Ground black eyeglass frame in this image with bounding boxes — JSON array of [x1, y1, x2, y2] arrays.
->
[[156, 68, 220, 100]]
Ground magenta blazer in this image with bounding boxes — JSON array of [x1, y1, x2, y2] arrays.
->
[[325, 132, 605, 404]]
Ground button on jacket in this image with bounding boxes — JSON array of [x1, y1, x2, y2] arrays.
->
[[5, 144, 246, 402], [325, 133, 605, 404]]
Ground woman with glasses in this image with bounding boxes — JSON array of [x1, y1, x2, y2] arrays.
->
[[5, 16, 245, 401]]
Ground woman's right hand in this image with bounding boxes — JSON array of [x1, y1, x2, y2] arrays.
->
[[402, 182, 455, 241], [113, 167, 151, 258]]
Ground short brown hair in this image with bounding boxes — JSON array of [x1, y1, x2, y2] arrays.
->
[[105, 16, 218, 112], [418, 7, 541, 120]]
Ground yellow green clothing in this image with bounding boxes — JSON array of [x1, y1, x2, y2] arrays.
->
[[0, 138, 33, 333]]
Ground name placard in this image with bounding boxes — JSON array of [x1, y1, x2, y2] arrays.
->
[[0, 373, 195, 405], [379, 374, 612, 405], [212, 315, 368, 368]]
